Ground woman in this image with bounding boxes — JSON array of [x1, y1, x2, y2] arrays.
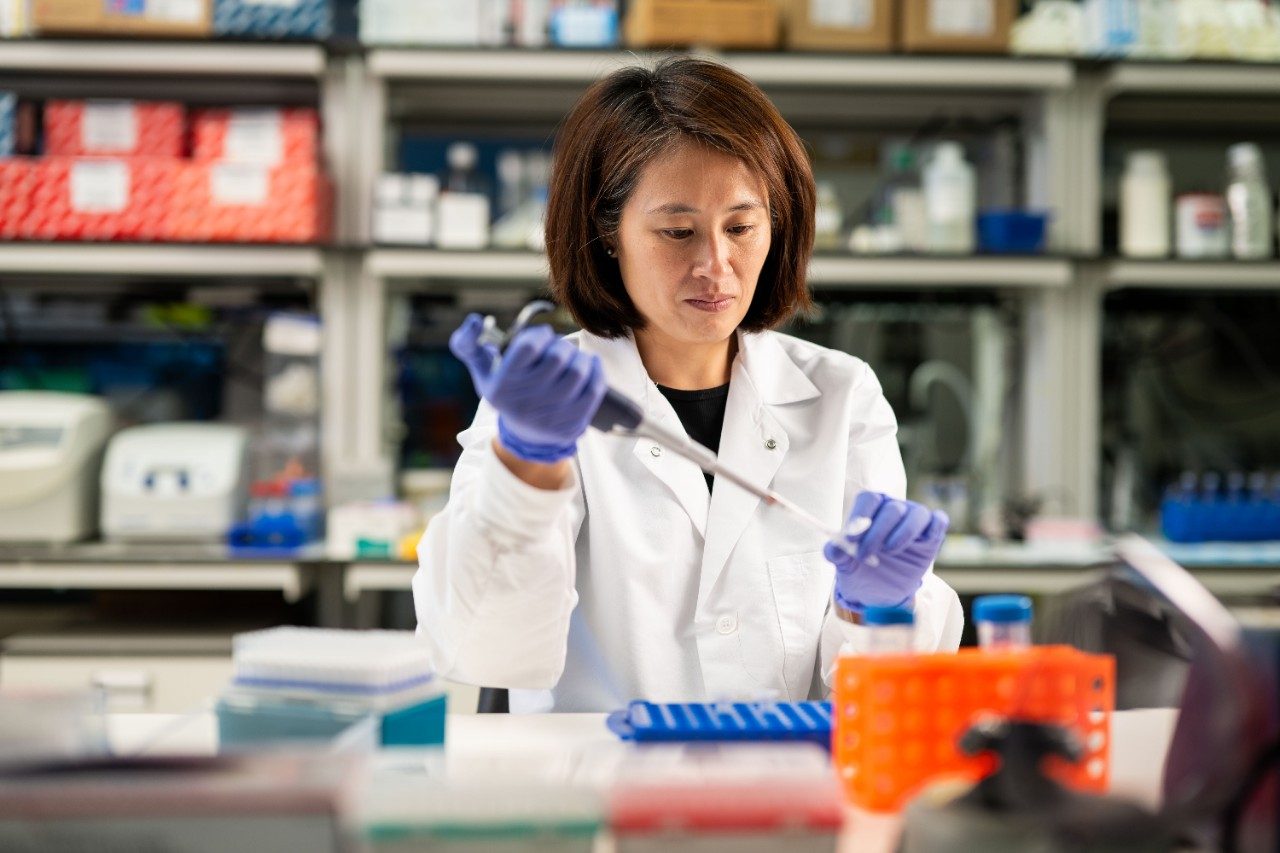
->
[[415, 57, 963, 713]]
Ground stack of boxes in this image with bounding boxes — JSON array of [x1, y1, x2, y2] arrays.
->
[[0, 100, 330, 244], [176, 108, 330, 243]]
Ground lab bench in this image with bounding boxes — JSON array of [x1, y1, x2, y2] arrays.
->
[[103, 707, 1181, 853]]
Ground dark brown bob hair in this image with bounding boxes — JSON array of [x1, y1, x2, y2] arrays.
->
[[545, 56, 815, 339]]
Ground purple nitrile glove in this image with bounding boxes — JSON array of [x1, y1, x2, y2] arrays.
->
[[449, 315, 607, 464], [824, 490, 949, 613]]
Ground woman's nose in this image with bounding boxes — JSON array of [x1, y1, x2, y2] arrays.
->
[[693, 233, 731, 279]]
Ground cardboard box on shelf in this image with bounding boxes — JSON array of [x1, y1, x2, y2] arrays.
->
[[784, 0, 893, 52], [0, 158, 34, 239], [625, 0, 780, 49], [45, 101, 185, 158], [24, 158, 178, 242], [170, 162, 332, 244], [191, 107, 321, 167], [32, 0, 211, 37], [900, 0, 1015, 54]]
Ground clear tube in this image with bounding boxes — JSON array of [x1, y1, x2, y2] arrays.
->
[[977, 620, 1032, 650], [867, 623, 915, 655]]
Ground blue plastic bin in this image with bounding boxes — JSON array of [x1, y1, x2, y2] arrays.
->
[[977, 210, 1050, 254]]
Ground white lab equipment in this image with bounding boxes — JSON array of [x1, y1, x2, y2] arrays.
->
[[1121, 150, 1171, 258], [100, 422, 249, 541], [326, 500, 422, 560], [0, 391, 111, 543]]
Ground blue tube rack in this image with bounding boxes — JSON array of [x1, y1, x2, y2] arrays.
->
[[606, 701, 833, 750]]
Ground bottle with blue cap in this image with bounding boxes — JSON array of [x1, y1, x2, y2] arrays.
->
[[973, 595, 1034, 651], [863, 605, 915, 655]]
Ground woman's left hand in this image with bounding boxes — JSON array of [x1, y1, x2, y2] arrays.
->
[[824, 491, 949, 613]]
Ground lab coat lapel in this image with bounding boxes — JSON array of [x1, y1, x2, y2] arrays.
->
[[696, 332, 820, 612], [578, 332, 709, 539]]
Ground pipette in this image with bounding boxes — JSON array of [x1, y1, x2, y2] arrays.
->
[[478, 301, 867, 560]]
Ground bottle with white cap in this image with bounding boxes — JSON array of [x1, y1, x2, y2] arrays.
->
[[923, 142, 976, 255], [437, 141, 492, 250], [1120, 150, 1171, 258], [863, 605, 916, 655], [1226, 142, 1273, 259], [973, 594, 1034, 651]]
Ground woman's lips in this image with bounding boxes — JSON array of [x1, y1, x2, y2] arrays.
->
[[684, 296, 734, 313]]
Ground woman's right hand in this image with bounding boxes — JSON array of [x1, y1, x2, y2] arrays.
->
[[450, 314, 607, 464]]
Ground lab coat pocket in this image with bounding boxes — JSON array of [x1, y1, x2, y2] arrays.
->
[[766, 551, 835, 699]]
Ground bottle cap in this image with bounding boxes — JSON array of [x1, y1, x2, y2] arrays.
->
[[862, 605, 915, 626], [973, 594, 1033, 624], [447, 141, 478, 171], [1127, 150, 1167, 173], [1228, 142, 1263, 172], [933, 141, 965, 165]]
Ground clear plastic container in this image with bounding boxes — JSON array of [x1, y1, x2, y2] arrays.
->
[[974, 594, 1034, 650], [863, 605, 915, 655]]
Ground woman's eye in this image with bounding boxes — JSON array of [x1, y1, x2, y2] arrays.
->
[[728, 224, 755, 235], [661, 229, 693, 240]]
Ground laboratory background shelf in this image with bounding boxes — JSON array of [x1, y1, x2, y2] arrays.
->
[[0, 40, 326, 77], [2, 38, 1279, 642], [0, 244, 328, 278]]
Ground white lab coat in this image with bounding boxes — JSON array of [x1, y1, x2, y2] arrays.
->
[[414, 328, 963, 712]]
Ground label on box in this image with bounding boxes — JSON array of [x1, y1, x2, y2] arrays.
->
[[928, 0, 994, 36], [211, 163, 270, 206], [71, 160, 130, 213], [810, 0, 873, 28], [152, 0, 205, 23], [224, 110, 284, 165], [82, 102, 137, 153]]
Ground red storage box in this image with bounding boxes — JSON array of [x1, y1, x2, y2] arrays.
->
[[45, 101, 185, 158], [25, 157, 177, 241], [191, 108, 320, 167], [170, 161, 331, 243], [0, 158, 34, 239]]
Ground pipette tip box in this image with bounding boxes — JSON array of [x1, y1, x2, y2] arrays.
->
[[217, 627, 446, 749]]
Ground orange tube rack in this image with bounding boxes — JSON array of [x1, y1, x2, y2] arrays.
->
[[832, 645, 1115, 812]]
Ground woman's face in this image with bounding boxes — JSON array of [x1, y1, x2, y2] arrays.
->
[[614, 141, 772, 349]]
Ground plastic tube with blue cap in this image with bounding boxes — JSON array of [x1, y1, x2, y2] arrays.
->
[[974, 594, 1034, 651]]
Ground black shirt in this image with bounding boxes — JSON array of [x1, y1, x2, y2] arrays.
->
[[656, 382, 730, 493]]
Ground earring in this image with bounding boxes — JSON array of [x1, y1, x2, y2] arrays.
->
[[606, 247, 616, 257]]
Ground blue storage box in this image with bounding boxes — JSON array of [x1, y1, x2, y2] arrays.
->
[[214, 0, 332, 39], [217, 691, 447, 748], [607, 701, 833, 750], [1161, 496, 1280, 543], [0, 92, 15, 158], [977, 210, 1050, 254]]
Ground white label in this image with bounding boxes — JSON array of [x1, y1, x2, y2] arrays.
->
[[153, 0, 204, 24], [71, 161, 129, 213], [82, 102, 137, 153], [211, 163, 269, 207], [436, 193, 490, 250], [223, 110, 284, 165], [811, 0, 873, 28], [928, 0, 995, 36]]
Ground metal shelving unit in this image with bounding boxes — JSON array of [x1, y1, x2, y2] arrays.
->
[[0, 243, 327, 278], [0, 40, 325, 77], [3, 44, 1278, 608]]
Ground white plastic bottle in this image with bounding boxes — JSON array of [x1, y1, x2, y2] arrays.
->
[[924, 142, 976, 254], [1120, 150, 1171, 258], [1226, 142, 1274, 259], [436, 141, 491, 250]]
